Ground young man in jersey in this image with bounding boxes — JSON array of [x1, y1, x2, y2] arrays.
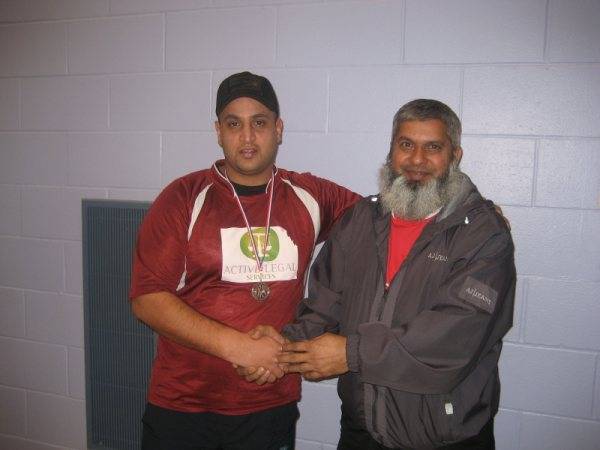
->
[[274, 99, 516, 449], [129, 71, 360, 450]]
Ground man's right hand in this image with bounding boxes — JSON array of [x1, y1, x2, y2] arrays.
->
[[233, 325, 288, 385]]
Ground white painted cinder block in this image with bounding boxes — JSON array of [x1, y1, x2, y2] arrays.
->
[[519, 413, 600, 450], [0, 435, 74, 450], [501, 206, 583, 280], [277, 132, 388, 195], [166, 8, 276, 70], [107, 188, 159, 202], [22, 77, 109, 131], [535, 139, 600, 209], [0, 237, 63, 291], [213, 68, 329, 132], [67, 132, 161, 189], [0, 2, 599, 449], [27, 392, 86, 449], [110, 73, 211, 130], [0, 337, 67, 395], [20, 186, 63, 239], [64, 241, 82, 295], [494, 409, 521, 450], [68, 15, 164, 75], [0, 78, 19, 129], [463, 65, 600, 137], [0, 0, 109, 23], [277, 2, 403, 66], [595, 358, 600, 420], [405, 0, 545, 63], [524, 278, 600, 351], [580, 211, 600, 283], [215, 0, 320, 6], [67, 347, 85, 400], [461, 137, 535, 206], [329, 67, 462, 133], [547, 0, 600, 62], [0, 287, 25, 338], [162, 132, 221, 186], [0, 22, 66, 76], [0, 186, 20, 236], [110, 0, 212, 14], [0, 133, 68, 186], [499, 344, 596, 418], [0, 386, 26, 436], [21, 187, 106, 240], [25, 292, 84, 347], [297, 381, 341, 444]]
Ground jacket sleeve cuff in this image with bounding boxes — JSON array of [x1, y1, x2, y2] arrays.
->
[[346, 334, 361, 373]]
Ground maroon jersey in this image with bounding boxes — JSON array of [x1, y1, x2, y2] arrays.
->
[[130, 160, 360, 414]]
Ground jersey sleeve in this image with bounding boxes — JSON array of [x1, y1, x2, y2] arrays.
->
[[295, 173, 361, 243], [129, 178, 194, 299], [283, 206, 355, 341]]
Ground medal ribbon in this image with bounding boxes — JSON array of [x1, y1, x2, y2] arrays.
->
[[224, 171, 275, 281]]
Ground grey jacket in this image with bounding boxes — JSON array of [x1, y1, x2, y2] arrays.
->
[[285, 175, 516, 449]]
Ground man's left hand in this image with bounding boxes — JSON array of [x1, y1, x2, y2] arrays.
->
[[278, 333, 348, 381]]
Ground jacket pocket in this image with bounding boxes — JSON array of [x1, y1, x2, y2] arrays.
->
[[366, 386, 457, 449], [428, 393, 460, 445]]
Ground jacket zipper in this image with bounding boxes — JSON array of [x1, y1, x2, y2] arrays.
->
[[375, 289, 388, 321]]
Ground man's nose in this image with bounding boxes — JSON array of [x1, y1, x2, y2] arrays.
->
[[240, 124, 255, 143], [409, 146, 425, 165]]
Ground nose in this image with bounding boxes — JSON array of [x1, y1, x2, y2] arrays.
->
[[240, 123, 255, 143], [409, 146, 425, 166]]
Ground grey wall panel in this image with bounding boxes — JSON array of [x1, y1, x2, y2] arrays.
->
[[83, 200, 152, 450]]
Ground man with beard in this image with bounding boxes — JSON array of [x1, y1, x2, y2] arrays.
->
[[274, 99, 516, 449]]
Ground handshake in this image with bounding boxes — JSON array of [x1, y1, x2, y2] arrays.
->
[[233, 325, 349, 385]]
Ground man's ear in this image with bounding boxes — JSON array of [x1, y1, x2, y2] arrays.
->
[[453, 146, 463, 164], [276, 117, 284, 145], [215, 120, 222, 147]]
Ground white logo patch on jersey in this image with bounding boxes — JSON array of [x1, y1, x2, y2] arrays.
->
[[221, 226, 298, 283]]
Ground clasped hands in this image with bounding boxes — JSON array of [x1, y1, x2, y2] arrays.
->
[[233, 325, 348, 385]]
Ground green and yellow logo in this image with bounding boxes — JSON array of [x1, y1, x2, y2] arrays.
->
[[240, 228, 280, 261]]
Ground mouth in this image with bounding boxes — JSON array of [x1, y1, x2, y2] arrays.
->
[[403, 170, 431, 182], [240, 147, 258, 159]]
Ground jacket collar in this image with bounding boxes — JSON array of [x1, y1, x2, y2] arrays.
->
[[371, 172, 489, 271]]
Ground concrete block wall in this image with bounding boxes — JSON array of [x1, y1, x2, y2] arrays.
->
[[0, 1, 598, 449]]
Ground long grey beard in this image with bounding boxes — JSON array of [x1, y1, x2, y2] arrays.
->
[[378, 161, 463, 220]]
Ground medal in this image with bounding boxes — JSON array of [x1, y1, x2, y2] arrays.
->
[[251, 282, 270, 302], [223, 168, 275, 302]]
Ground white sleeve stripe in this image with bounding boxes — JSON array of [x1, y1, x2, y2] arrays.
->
[[282, 179, 321, 244], [176, 266, 187, 291], [188, 184, 212, 240], [177, 183, 212, 291]]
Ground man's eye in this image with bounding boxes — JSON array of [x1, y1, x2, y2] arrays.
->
[[227, 121, 239, 128], [398, 141, 412, 149], [254, 119, 265, 127], [426, 144, 442, 151]]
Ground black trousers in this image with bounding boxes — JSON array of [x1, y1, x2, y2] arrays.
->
[[141, 402, 299, 450], [337, 413, 495, 450]]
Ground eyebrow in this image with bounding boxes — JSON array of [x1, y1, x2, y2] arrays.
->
[[222, 113, 271, 121], [396, 135, 444, 145]]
